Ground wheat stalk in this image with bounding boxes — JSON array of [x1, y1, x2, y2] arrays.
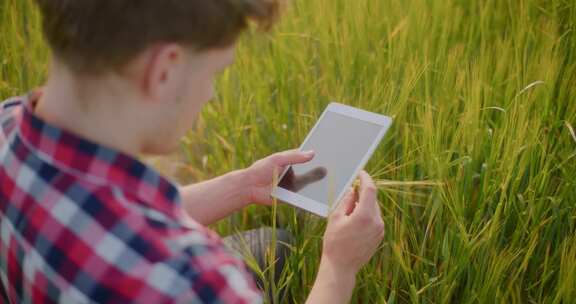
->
[[352, 178, 443, 193]]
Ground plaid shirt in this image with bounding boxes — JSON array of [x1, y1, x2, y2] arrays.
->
[[0, 92, 262, 303]]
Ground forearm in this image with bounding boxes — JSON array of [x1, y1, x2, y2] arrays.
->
[[179, 170, 251, 226], [306, 259, 357, 304]]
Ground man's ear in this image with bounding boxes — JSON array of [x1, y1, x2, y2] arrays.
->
[[138, 43, 187, 102]]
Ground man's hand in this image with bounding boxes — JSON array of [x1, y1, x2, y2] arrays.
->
[[179, 149, 321, 225], [322, 170, 385, 273], [305, 170, 385, 304], [243, 149, 318, 205]]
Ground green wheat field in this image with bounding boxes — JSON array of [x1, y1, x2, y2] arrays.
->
[[1, 0, 575, 303]]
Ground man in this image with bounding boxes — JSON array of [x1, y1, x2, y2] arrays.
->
[[0, 0, 385, 303]]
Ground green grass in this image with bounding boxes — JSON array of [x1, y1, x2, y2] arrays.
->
[[2, 0, 576, 303]]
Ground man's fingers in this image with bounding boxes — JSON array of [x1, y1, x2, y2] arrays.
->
[[355, 170, 380, 214], [331, 187, 356, 217], [272, 149, 315, 167]]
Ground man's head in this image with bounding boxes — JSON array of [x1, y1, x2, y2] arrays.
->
[[35, 0, 280, 154]]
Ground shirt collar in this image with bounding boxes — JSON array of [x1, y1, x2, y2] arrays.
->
[[17, 90, 182, 218]]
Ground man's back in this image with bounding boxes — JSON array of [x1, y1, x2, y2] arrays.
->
[[0, 93, 261, 303]]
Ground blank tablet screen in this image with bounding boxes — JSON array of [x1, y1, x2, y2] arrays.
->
[[278, 111, 383, 206]]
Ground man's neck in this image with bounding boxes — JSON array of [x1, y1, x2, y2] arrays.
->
[[34, 66, 144, 157]]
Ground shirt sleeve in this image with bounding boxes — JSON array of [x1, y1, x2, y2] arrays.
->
[[48, 188, 264, 303], [91, 187, 263, 303], [144, 236, 263, 304]]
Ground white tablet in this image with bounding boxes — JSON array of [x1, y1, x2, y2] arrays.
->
[[271, 102, 392, 217]]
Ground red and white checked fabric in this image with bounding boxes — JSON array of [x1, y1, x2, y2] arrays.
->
[[0, 91, 262, 303]]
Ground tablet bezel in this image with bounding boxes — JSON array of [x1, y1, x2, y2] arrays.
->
[[271, 102, 392, 217]]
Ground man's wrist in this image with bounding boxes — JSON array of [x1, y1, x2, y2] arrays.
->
[[178, 169, 254, 225], [229, 169, 254, 207], [318, 257, 357, 289], [306, 257, 357, 303]]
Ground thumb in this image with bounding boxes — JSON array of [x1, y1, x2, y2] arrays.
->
[[331, 187, 357, 217]]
